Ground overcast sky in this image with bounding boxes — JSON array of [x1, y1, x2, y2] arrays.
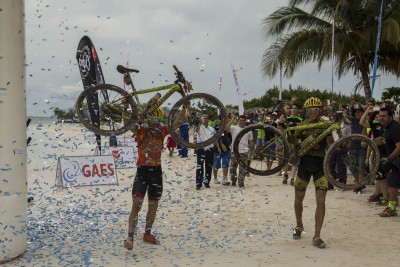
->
[[24, 0, 399, 116]]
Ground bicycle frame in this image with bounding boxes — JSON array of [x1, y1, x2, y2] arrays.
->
[[130, 83, 184, 116], [122, 68, 186, 119], [286, 121, 342, 159]]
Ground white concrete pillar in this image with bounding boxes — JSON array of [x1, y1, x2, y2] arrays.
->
[[0, 0, 27, 262]]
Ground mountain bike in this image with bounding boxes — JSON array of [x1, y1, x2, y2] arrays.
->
[[232, 112, 380, 190], [75, 64, 227, 149]]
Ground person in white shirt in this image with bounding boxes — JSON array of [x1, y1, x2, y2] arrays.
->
[[229, 115, 254, 188], [195, 114, 216, 190]]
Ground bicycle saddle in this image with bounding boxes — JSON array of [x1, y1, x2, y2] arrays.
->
[[117, 65, 139, 74]]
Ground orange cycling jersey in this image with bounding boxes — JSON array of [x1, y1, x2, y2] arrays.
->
[[135, 125, 168, 166]]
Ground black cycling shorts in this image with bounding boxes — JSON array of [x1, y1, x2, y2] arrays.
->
[[295, 155, 328, 190], [132, 165, 163, 200], [387, 171, 400, 188]]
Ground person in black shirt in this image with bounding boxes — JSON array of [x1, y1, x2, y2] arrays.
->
[[360, 106, 388, 203], [373, 108, 400, 217]]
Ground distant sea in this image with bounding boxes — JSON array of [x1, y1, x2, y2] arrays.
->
[[28, 116, 58, 125]]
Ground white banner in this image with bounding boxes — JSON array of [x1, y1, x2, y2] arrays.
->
[[104, 140, 136, 147], [56, 156, 118, 187], [100, 146, 137, 168]]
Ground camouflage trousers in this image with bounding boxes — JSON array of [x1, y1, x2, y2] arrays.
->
[[229, 153, 248, 186]]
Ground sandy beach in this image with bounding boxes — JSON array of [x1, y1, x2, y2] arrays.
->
[[2, 121, 399, 267]]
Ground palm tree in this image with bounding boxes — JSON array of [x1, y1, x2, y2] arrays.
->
[[262, 0, 400, 102], [381, 86, 400, 103]]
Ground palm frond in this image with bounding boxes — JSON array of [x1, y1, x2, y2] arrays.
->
[[263, 6, 332, 38], [262, 0, 400, 101]]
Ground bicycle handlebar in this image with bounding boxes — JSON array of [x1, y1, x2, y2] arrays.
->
[[173, 65, 184, 80], [173, 65, 184, 81], [172, 65, 193, 92]]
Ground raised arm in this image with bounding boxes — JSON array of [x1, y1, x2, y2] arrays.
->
[[171, 105, 188, 131], [225, 114, 237, 132], [359, 106, 372, 127]]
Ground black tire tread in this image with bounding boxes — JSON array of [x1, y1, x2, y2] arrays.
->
[[167, 93, 227, 149], [232, 124, 290, 176], [75, 84, 137, 136], [323, 134, 380, 190]]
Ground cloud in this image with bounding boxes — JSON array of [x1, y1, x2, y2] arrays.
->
[[23, 0, 399, 116]]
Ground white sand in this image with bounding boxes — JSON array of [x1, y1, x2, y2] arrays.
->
[[3, 123, 399, 267]]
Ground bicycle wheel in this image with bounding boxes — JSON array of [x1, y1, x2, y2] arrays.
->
[[323, 134, 380, 190], [167, 93, 227, 149], [233, 124, 290, 176], [75, 84, 137, 136]]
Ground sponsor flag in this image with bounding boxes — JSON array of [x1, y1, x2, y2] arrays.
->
[[76, 36, 108, 150]]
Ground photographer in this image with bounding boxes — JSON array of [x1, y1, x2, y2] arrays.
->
[[373, 108, 400, 217]]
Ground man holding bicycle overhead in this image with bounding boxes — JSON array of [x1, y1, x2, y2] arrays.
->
[[292, 97, 333, 249], [124, 108, 170, 250]]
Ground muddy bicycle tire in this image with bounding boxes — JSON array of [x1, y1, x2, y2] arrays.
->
[[167, 93, 227, 149], [323, 134, 380, 190], [75, 84, 138, 136], [233, 124, 290, 176]]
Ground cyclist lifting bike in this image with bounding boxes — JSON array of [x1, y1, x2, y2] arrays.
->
[[232, 97, 380, 190], [75, 64, 227, 149]]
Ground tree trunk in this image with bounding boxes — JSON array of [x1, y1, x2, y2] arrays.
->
[[359, 67, 371, 103]]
